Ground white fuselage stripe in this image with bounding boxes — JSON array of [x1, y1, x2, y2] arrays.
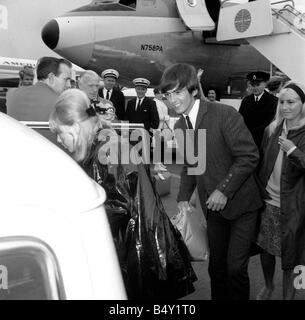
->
[[56, 16, 186, 48]]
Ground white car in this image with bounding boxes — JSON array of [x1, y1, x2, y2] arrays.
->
[[0, 113, 126, 300]]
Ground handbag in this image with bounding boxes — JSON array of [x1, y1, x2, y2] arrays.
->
[[171, 206, 209, 261]]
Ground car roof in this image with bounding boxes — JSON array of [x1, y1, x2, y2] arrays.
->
[[0, 113, 106, 216]]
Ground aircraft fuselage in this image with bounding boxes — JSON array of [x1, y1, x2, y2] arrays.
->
[[42, 0, 270, 94]]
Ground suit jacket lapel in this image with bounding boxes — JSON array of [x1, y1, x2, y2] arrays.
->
[[257, 91, 267, 104], [195, 99, 208, 130], [110, 90, 115, 101], [177, 115, 187, 130], [176, 99, 208, 130]]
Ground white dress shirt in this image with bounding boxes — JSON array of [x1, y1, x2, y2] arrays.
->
[[254, 91, 264, 102], [183, 99, 200, 129], [103, 88, 113, 100], [135, 98, 143, 111]]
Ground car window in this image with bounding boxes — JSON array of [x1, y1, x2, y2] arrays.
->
[[0, 237, 65, 300]]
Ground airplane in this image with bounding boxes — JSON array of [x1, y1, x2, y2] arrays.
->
[[0, 56, 83, 88], [0, 0, 89, 60], [0, 0, 90, 114], [0, 0, 88, 87], [40, 0, 273, 98]]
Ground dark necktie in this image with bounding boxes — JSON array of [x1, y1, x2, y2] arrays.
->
[[255, 96, 258, 102], [106, 90, 110, 100], [185, 115, 193, 129], [136, 99, 141, 111]]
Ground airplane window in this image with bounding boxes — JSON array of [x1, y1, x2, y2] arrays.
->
[[119, 0, 136, 8], [0, 237, 65, 300], [72, 1, 136, 12], [227, 77, 247, 98]]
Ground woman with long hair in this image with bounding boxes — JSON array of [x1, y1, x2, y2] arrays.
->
[[49, 89, 125, 239], [256, 81, 305, 300], [49, 89, 197, 299]]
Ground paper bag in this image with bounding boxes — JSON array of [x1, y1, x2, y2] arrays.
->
[[171, 208, 209, 261]]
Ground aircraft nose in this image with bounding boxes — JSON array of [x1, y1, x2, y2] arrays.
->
[[41, 19, 59, 50], [41, 16, 95, 68]]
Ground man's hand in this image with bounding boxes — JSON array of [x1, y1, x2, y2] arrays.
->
[[177, 201, 192, 214], [206, 189, 228, 211], [278, 136, 296, 153]]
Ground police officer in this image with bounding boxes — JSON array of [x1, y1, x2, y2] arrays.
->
[[125, 78, 159, 133], [99, 69, 125, 120], [239, 71, 278, 147]]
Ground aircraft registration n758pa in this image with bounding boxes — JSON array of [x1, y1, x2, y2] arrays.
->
[[41, 0, 270, 91]]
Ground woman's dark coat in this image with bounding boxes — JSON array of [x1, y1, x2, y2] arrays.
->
[[259, 121, 305, 269]]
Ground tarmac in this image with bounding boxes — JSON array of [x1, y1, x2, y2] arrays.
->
[[160, 164, 305, 300], [35, 132, 305, 300]]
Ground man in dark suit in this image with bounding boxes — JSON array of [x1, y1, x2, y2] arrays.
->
[[125, 78, 159, 133], [99, 69, 125, 120], [160, 63, 262, 300], [239, 71, 278, 147], [6, 57, 72, 121]]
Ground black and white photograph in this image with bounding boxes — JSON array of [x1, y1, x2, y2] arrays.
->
[[0, 0, 305, 306]]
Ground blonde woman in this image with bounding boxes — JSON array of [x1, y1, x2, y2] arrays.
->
[[49, 88, 197, 299], [256, 81, 305, 300], [49, 89, 126, 236]]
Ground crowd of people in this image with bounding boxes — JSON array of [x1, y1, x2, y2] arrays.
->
[[3, 56, 305, 300], [160, 64, 305, 300]]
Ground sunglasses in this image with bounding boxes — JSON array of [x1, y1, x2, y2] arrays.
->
[[96, 106, 115, 115], [91, 101, 116, 115]]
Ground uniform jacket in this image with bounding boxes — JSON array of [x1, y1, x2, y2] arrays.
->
[[239, 90, 278, 147], [125, 96, 159, 132], [175, 99, 262, 220], [98, 87, 125, 120], [6, 82, 59, 121], [258, 122, 305, 269]]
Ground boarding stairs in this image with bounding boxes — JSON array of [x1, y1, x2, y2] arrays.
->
[[176, 0, 305, 84], [216, 0, 305, 84]]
